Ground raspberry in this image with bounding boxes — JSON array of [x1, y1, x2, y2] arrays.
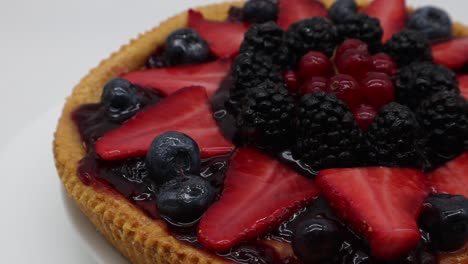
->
[[361, 72, 395, 109], [336, 14, 383, 53], [353, 104, 377, 132], [335, 39, 368, 62], [327, 74, 364, 110], [302, 77, 328, 95], [383, 29, 433, 67], [370, 53, 398, 76], [336, 49, 372, 81], [298, 51, 334, 80], [283, 70, 301, 94]]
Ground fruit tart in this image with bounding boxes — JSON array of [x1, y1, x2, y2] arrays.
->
[[54, 0, 468, 263]]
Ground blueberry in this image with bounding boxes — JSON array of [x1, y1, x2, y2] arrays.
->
[[165, 28, 209, 66], [146, 54, 167, 69], [101, 78, 140, 122], [407, 6, 452, 42], [419, 194, 468, 252], [292, 217, 343, 263], [156, 176, 216, 224], [242, 0, 278, 23], [146, 131, 201, 184], [328, 0, 358, 24]]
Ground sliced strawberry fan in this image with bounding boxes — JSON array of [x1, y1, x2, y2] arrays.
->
[[432, 38, 468, 70], [428, 152, 468, 198], [277, 0, 327, 29], [458, 75, 468, 100]]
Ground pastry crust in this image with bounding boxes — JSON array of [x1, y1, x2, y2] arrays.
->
[[53, 1, 468, 263]]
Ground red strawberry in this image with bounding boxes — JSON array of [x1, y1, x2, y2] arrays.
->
[[122, 60, 230, 98], [95, 86, 234, 160], [428, 152, 468, 198], [432, 38, 468, 70], [317, 167, 429, 260], [198, 148, 320, 252], [277, 0, 327, 29], [364, 0, 407, 43], [458, 75, 468, 100], [188, 10, 249, 59]]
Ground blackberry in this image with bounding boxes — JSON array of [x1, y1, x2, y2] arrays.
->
[[417, 91, 468, 169], [394, 62, 459, 109], [336, 14, 383, 53], [328, 0, 358, 25], [285, 17, 339, 62], [293, 91, 363, 170], [367, 103, 427, 169], [383, 29, 433, 66]]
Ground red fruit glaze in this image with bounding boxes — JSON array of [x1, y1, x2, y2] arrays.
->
[[432, 38, 468, 70], [364, 0, 407, 43], [122, 60, 230, 98], [302, 76, 328, 95], [353, 104, 377, 132], [188, 10, 249, 59], [371, 53, 398, 76], [318, 167, 429, 261], [277, 0, 327, 29], [335, 39, 369, 62], [458, 75, 468, 101], [96, 86, 234, 160], [327, 74, 364, 110], [198, 148, 320, 252], [283, 70, 301, 93], [336, 50, 372, 81], [361, 72, 395, 109], [428, 152, 468, 198], [298, 51, 334, 80]]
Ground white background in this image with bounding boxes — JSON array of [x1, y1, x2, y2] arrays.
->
[[0, 0, 466, 263]]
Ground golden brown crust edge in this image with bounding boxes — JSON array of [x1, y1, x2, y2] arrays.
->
[[53, 1, 468, 264]]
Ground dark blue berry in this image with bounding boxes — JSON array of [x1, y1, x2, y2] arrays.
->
[[146, 131, 201, 184], [165, 28, 209, 66], [292, 217, 343, 263], [146, 54, 167, 69], [419, 194, 468, 252], [328, 0, 358, 24], [101, 78, 140, 122], [243, 0, 278, 23], [156, 176, 216, 224], [407, 6, 452, 42]]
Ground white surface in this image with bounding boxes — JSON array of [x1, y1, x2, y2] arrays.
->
[[0, 0, 467, 263]]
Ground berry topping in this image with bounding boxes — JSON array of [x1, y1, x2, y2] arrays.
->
[[419, 194, 468, 252], [302, 76, 328, 95], [361, 72, 395, 109], [122, 60, 230, 98], [96, 86, 234, 160], [393, 62, 459, 109], [292, 217, 344, 263], [336, 14, 383, 54], [198, 148, 320, 252], [146, 131, 201, 184], [370, 52, 398, 76], [428, 152, 468, 198], [383, 29, 433, 67], [432, 37, 468, 70], [367, 103, 426, 168], [164, 28, 209, 66], [277, 0, 327, 29], [283, 70, 301, 93], [408, 6, 453, 42], [328, 0, 358, 25], [335, 39, 369, 61], [101, 78, 140, 122], [188, 10, 248, 59], [336, 50, 372, 81], [353, 104, 377, 132], [317, 167, 429, 260], [293, 91, 363, 170], [459, 75, 468, 100], [363, 0, 407, 43], [298, 51, 334, 80], [285, 17, 339, 60], [327, 74, 364, 109], [417, 92, 468, 167], [157, 176, 216, 224], [242, 0, 278, 24], [146, 54, 167, 69]]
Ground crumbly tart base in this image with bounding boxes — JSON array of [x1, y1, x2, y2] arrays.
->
[[53, 1, 468, 263]]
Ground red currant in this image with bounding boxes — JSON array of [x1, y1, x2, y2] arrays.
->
[[302, 77, 328, 95], [327, 74, 364, 110], [298, 51, 334, 80], [353, 104, 377, 132], [336, 50, 372, 81], [335, 39, 368, 61], [361, 72, 395, 109], [283, 70, 301, 93], [371, 53, 398, 76]]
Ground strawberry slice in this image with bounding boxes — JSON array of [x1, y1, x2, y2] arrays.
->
[[188, 10, 249, 59], [432, 38, 468, 70], [458, 75, 468, 100], [317, 167, 429, 260], [122, 60, 230, 98], [364, 0, 407, 43], [198, 148, 320, 252], [95, 86, 234, 160], [277, 0, 327, 29], [428, 152, 468, 198]]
